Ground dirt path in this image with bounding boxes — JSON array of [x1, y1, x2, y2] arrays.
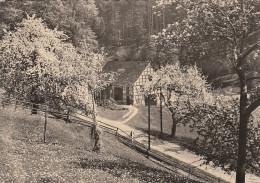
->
[[96, 105, 138, 132], [120, 105, 138, 123], [0, 114, 28, 182]]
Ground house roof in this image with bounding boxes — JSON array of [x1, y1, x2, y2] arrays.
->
[[103, 61, 150, 86]]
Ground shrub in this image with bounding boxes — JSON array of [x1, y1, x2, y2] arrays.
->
[[185, 95, 260, 175]]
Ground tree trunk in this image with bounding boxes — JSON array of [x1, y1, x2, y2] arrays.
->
[[30, 86, 39, 115], [236, 114, 249, 183], [159, 91, 163, 137], [171, 113, 177, 137], [91, 91, 101, 152], [235, 65, 248, 183], [236, 97, 249, 183], [31, 95, 39, 115]]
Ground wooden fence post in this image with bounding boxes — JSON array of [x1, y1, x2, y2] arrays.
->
[[43, 105, 47, 143], [116, 128, 119, 137], [130, 131, 134, 143], [14, 99, 17, 111], [66, 109, 70, 123]]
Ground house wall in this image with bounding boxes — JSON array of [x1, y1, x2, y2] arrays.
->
[[133, 64, 160, 106]]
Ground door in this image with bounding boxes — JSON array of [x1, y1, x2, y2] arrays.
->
[[114, 87, 123, 101]]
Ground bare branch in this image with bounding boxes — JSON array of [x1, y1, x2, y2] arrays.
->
[[238, 42, 259, 67], [246, 97, 260, 115]]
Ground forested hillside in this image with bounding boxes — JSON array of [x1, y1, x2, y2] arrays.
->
[[94, 0, 260, 81], [94, 0, 181, 62], [1, 0, 259, 81]]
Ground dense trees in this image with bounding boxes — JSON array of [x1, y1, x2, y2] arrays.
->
[[191, 95, 260, 176], [0, 0, 100, 51], [0, 0, 186, 62], [155, 0, 260, 182], [0, 16, 90, 112], [94, 0, 184, 61]]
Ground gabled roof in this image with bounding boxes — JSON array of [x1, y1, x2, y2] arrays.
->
[[103, 61, 150, 86]]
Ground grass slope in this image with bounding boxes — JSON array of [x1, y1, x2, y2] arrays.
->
[[0, 106, 199, 183], [126, 106, 198, 139], [98, 105, 198, 150]]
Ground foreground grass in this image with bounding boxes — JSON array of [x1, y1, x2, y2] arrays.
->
[[0, 106, 199, 183]]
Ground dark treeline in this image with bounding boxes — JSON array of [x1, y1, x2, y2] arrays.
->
[[94, 0, 183, 61], [1, 0, 260, 80]]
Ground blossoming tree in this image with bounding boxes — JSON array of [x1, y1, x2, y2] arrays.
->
[[144, 64, 211, 137], [0, 15, 117, 152], [0, 15, 87, 112]]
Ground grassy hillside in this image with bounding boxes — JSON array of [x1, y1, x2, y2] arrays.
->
[[0, 106, 199, 183], [126, 106, 198, 140], [98, 105, 198, 149]]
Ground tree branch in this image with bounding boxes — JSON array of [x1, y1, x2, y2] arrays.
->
[[238, 42, 259, 67], [245, 97, 260, 115], [216, 34, 233, 42], [215, 6, 237, 44], [161, 93, 170, 110]]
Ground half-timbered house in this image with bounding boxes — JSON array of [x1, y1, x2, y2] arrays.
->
[[101, 61, 158, 106]]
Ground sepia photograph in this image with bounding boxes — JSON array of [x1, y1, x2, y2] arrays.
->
[[0, 0, 260, 182]]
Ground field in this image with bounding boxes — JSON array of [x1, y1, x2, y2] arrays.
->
[[0, 105, 198, 183]]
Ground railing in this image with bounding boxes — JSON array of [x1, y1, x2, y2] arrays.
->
[[0, 96, 228, 183]]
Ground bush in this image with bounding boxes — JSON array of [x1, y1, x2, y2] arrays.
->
[[184, 95, 260, 175]]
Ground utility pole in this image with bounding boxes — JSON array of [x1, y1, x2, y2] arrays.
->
[[148, 93, 151, 151], [160, 88, 163, 137], [148, 75, 152, 151]]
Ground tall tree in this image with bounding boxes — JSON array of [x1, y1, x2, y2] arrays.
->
[[82, 48, 117, 152], [155, 0, 260, 182]]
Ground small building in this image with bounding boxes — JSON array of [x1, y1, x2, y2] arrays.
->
[[101, 61, 158, 106]]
